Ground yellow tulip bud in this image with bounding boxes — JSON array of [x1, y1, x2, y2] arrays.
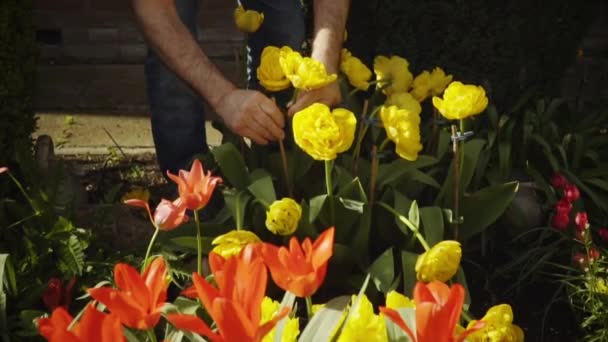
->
[[338, 295, 388, 342], [379, 105, 422, 161], [386, 290, 414, 309], [234, 5, 264, 33], [374, 55, 413, 95], [293, 103, 357, 161], [257, 46, 292, 92], [340, 48, 372, 91], [265, 198, 302, 235], [211, 230, 261, 258], [428, 67, 453, 96], [415, 240, 461, 282], [466, 304, 525, 342], [432, 81, 489, 120], [280, 50, 337, 90], [261, 297, 300, 342]]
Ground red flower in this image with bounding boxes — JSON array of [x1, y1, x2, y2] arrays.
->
[[380, 281, 484, 342], [42, 277, 76, 312], [575, 212, 588, 231], [0, 167, 7, 174], [598, 228, 608, 242], [259, 227, 334, 297], [37, 304, 125, 342], [563, 184, 580, 202], [552, 213, 569, 231], [555, 198, 572, 216], [88, 257, 168, 330], [573, 248, 601, 268], [166, 246, 287, 341], [551, 173, 569, 189], [167, 159, 222, 211], [125, 198, 188, 231]]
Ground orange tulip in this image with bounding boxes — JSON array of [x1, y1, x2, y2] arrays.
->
[[88, 257, 168, 330], [380, 281, 485, 342], [166, 159, 222, 211], [167, 246, 288, 341], [125, 198, 188, 231], [259, 227, 334, 297], [37, 304, 125, 342]]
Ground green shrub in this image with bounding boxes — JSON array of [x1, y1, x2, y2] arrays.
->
[[0, 0, 37, 167]]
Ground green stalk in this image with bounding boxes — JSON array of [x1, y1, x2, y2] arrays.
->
[[142, 227, 160, 272], [194, 210, 203, 275], [306, 296, 314, 320], [325, 160, 335, 224], [7, 171, 39, 214], [378, 202, 430, 251], [147, 329, 158, 342]]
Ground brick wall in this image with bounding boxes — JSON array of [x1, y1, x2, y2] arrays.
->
[[33, 0, 244, 64]]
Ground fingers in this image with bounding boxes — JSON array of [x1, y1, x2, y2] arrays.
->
[[287, 91, 318, 117], [287, 84, 342, 117], [257, 99, 286, 140]]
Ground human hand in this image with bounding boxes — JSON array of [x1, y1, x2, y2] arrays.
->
[[286, 81, 342, 117], [214, 89, 285, 144]]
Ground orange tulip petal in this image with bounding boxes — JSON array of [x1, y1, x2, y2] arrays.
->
[[113, 263, 149, 309], [192, 272, 221, 313], [209, 252, 226, 275], [74, 304, 126, 342], [166, 314, 221, 342], [212, 298, 257, 341], [181, 285, 197, 299], [37, 307, 73, 340], [445, 283, 465, 335], [87, 287, 154, 329], [142, 257, 168, 308], [311, 227, 335, 269], [379, 306, 416, 342], [49, 330, 82, 342], [124, 199, 153, 224]]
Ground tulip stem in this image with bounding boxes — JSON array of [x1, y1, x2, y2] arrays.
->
[[194, 210, 203, 275], [279, 139, 293, 197], [325, 160, 335, 224], [142, 227, 160, 272], [369, 145, 379, 205], [378, 202, 430, 251], [146, 329, 158, 342], [451, 124, 461, 240], [306, 296, 313, 320]]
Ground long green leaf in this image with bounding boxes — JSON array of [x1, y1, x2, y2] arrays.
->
[[309, 195, 328, 223], [0, 254, 8, 342], [459, 181, 519, 241], [223, 190, 252, 230], [298, 296, 351, 342], [420, 207, 444, 246], [248, 176, 276, 205], [211, 143, 250, 190], [400, 251, 419, 296], [368, 249, 395, 294]]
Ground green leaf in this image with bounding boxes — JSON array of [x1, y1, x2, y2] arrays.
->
[[420, 207, 444, 246], [45, 216, 75, 239], [248, 176, 276, 205], [211, 143, 250, 189], [393, 191, 412, 237], [0, 254, 8, 341], [57, 235, 86, 276], [408, 201, 420, 228], [223, 190, 252, 230], [309, 195, 328, 223], [400, 250, 419, 296], [350, 205, 371, 266], [459, 181, 519, 241], [298, 296, 351, 342], [368, 248, 395, 294], [385, 307, 416, 342]]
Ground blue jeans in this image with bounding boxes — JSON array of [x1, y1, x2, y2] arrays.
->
[[145, 0, 306, 176]]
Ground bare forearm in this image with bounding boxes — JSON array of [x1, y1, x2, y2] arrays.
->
[[132, 0, 235, 109], [311, 0, 350, 73]]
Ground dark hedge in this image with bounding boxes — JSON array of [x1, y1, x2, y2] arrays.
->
[[346, 0, 594, 110], [0, 0, 37, 167]]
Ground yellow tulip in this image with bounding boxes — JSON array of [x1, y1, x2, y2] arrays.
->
[[261, 297, 300, 342], [432, 81, 489, 120], [386, 290, 414, 309], [337, 295, 388, 342], [340, 49, 372, 91], [410, 71, 432, 102], [211, 230, 261, 258], [415, 240, 461, 282], [265, 198, 302, 235], [385, 92, 421, 113], [279, 50, 337, 90], [429, 67, 453, 96], [379, 105, 422, 161], [466, 304, 525, 342], [234, 5, 264, 33], [257, 46, 292, 92], [293, 103, 357, 160], [374, 55, 413, 95]]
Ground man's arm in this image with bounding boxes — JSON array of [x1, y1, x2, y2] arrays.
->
[[287, 0, 350, 116], [132, 0, 284, 144]]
